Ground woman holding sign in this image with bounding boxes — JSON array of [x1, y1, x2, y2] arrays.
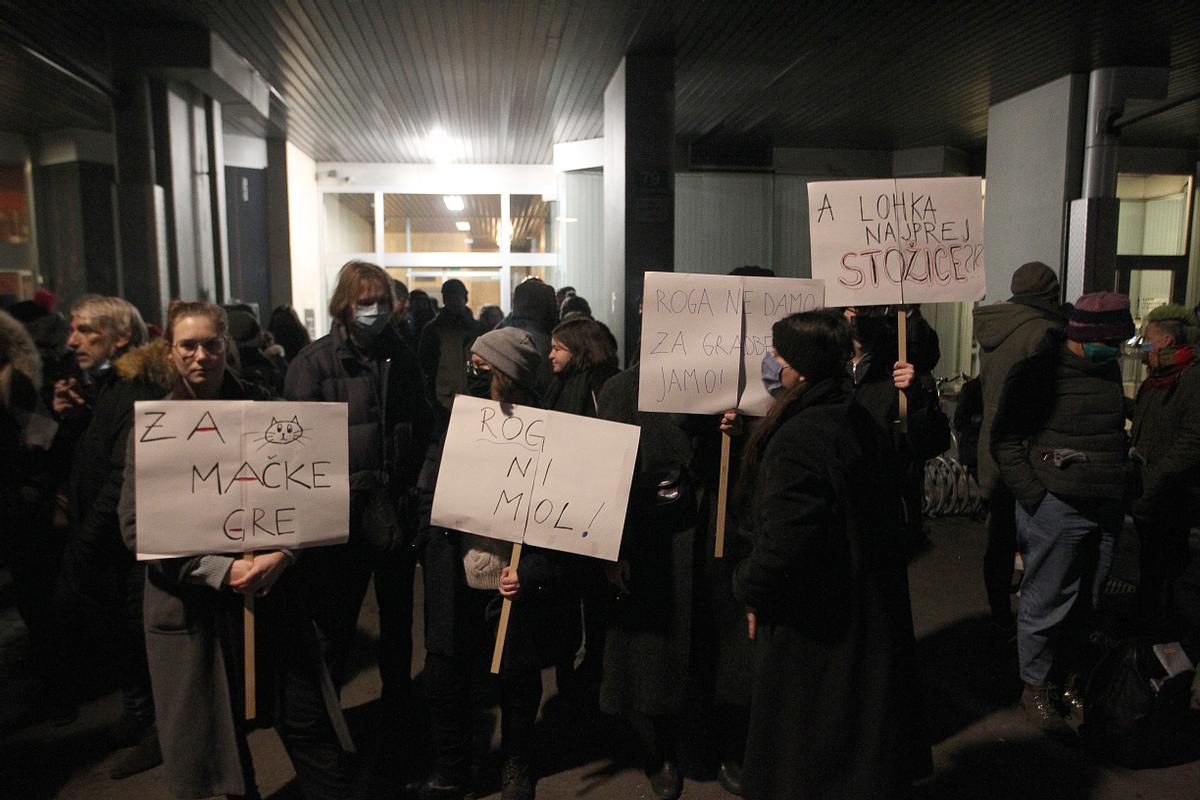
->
[[119, 301, 353, 800], [730, 311, 930, 800], [417, 327, 574, 800]]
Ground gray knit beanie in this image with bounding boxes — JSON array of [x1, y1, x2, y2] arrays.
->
[[471, 327, 541, 390]]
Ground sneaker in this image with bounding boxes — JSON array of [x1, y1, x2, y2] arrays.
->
[[717, 761, 743, 796], [1021, 683, 1072, 736], [500, 757, 534, 800], [415, 773, 472, 800], [648, 760, 682, 800], [1057, 677, 1086, 731]]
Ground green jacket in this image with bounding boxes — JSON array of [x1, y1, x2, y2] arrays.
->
[[1131, 361, 1200, 518], [973, 299, 1065, 498]]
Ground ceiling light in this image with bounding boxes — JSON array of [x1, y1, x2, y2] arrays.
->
[[555, 216, 578, 223], [443, 195, 464, 212], [426, 127, 453, 164], [455, 220, 470, 232]]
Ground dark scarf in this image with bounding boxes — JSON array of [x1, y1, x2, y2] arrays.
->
[[1142, 345, 1196, 390]]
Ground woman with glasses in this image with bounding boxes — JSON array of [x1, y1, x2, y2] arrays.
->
[[118, 300, 354, 799]]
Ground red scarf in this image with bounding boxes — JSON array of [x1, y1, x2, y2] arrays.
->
[[1142, 345, 1196, 390]]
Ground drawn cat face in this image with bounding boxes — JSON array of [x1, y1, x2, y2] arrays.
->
[[264, 416, 303, 444]]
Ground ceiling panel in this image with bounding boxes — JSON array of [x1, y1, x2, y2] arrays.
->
[[1, 0, 1197, 163]]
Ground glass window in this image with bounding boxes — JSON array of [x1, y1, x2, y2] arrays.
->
[[384, 194, 501, 253], [509, 194, 556, 253], [1116, 175, 1192, 257], [323, 193, 375, 254]]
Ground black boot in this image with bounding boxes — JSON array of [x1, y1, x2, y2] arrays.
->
[[648, 760, 682, 800], [500, 756, 534, 800]]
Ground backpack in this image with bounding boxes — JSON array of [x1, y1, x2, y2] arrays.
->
[[1084, 637, 1200, 767]]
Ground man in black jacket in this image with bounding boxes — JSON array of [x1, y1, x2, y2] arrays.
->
[[51, 294, 173, 777], [992, 292, 1135, 733], [285, 261, 434, 723]]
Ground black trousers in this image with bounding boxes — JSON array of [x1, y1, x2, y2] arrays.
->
[[424, 588, 542, 784], [1135, 514, 1194, 630], [983, 484, 1018, 623], [52, 532, 154, 723], [300, 540, 415, 701]]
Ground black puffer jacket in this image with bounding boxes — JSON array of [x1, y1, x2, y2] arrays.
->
[[284, 323, 432, 485], [991, 329, 1133, 510], [63, 340, 175, 562]]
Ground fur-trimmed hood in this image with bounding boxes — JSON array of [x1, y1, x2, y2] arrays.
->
[[114, 338, 176, 389], [0, 309, 43, 390]]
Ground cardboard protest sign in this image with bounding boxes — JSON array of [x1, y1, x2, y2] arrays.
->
[[134, 401, 349, 559], [807, 177, 985, 308], [637, 271, 825, 416], [430, 395, 640, 562]]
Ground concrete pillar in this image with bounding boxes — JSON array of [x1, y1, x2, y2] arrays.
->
[[1064, 66, 1169, 300], [604, 54, 674, 363], [265, 136, 293, 311], [982, 75, 1088, 304], [112, 70, 171, 323]]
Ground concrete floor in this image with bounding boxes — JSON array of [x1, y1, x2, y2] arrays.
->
[[2, 516, 1198, 800]]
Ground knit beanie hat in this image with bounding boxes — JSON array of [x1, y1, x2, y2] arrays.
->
[[1145, 303, 1199, 345], [471, 327, 541, 390], [1066, 292, 1134, 342], [1009, 262, 1060, 301]]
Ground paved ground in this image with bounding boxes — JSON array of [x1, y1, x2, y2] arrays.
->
[[2, 515, 1199, 799]]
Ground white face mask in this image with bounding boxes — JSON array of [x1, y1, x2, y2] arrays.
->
[[353, 303, 391, 336]]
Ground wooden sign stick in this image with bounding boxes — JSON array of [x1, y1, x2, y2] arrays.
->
[[897, 308, 909, 433], [243, 551, 256, 720], [490, 541, 523, 674], [715, 430, 732, 558]]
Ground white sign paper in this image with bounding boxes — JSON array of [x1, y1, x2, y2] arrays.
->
[[430, 395, 640, 562], [637, 271, 825, 415], [134, 400, 349, 559], [807, 177, 985, 307]]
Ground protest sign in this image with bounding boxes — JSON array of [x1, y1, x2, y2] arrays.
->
[[430, 395, 640, 562], [134, 400, 349, 559], [807, 177, 985, 308], [637, 271, 825, 416]]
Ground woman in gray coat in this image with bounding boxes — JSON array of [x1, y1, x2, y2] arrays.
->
[[119, 301, 353, 799]]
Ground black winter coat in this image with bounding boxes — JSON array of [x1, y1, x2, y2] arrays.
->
[[416, 434, 577, 671], [991, 329, 1133, 511], [284, 324, 431, 486], [733, 378, 930, 799], [1130, 359, 1200, 519], [64, 341, 175, 563]]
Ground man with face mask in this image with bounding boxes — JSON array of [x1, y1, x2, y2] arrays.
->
[[284, 261, 434, 755], [1130, 304, 1200, 630], [992, 291, 1136, 734]]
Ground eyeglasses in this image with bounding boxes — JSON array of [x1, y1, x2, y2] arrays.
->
[[174, 337, 227, 358], [465, 360, 491, 377]]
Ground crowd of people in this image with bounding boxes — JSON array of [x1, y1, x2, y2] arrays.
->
[[1, 258, 1198, 800]]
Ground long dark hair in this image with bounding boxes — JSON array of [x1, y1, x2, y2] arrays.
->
[[736, 311, 852, 502]]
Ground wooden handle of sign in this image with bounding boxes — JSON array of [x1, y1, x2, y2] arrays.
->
[[490, 542, 523, 674], [715, 430, 731, 559], [243, 552, 256, 720], [897, 309, 909, 433]]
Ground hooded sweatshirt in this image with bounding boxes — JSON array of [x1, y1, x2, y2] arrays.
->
[[973, 299, 1066, 497]]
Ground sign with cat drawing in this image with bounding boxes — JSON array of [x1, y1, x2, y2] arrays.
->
[[132, 400, 350, 559]]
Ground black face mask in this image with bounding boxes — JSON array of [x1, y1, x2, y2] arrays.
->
[[465, 370, 492, 398]]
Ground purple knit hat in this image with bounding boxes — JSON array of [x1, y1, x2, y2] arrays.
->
[[1066, 292, 1134, 343]]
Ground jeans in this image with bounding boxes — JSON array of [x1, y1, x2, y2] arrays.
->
[[1015, 492, 1121, 686]]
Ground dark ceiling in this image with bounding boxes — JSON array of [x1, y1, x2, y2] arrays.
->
[[1, 0, 1198, 164]]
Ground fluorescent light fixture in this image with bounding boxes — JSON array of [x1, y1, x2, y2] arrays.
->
[[426, 127, 453, 164], [555, 216, 578, 223], [455, 220, 471, 232], [443, 195, 465, 212]]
